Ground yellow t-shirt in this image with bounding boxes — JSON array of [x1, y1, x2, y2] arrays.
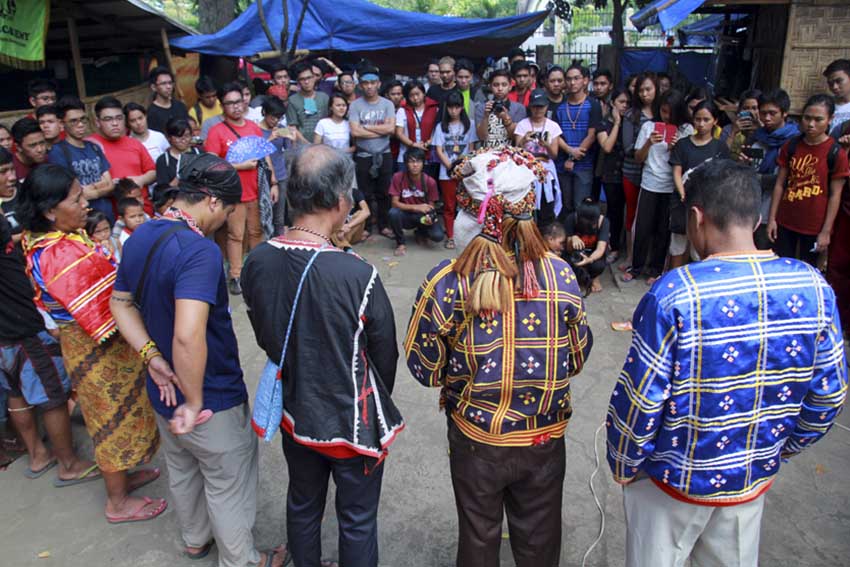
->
[[189, 100, 222, 126]]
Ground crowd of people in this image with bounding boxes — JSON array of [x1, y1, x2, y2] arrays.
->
[[0, 45, 847, 567]]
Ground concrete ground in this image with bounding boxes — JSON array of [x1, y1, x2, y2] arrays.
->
[[2, 237, 850, 567]]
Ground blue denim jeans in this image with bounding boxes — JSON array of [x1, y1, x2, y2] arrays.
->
[[558, 167, 594, 217]]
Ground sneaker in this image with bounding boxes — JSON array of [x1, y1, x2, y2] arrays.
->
[[228, 278, 242, 295]]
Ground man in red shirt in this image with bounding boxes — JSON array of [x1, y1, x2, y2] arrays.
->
[[387, 148, 444, 256], [205, 82, 266, 295], [87, 96, 156, 215], [11, 118, 48, 183]]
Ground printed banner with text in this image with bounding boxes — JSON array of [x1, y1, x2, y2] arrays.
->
[[0, 0, 50, 70]]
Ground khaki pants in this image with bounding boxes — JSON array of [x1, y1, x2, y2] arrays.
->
[[623, 477, 765, 567], [227, 200, 264, 280], [156, 403, 261, 567]]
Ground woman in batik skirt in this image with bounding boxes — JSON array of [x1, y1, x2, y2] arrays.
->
[[18, 165, 167, 524]]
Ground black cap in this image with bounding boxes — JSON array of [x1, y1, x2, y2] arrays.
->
[[177, 152, 242, 204], [529, 88, 548, 107]]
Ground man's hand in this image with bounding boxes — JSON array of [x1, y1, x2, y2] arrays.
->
[[575, 253, 591, 267], [738, 147, 754, 165], [816, 230, 831, 253], [234, 159, 258, 171], [767, 219, 778, 242], [148, 356, 178, 407], [169, 403, 201, 435], [569, 235, 584, 251], [568, 146, 586, 160], [270, 184, 279, 204], [484, 100, 494, 115], [418, 203, 434, 214]]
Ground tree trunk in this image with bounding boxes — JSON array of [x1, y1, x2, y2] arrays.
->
[[198, 0, 236, 34], [611, 0, 625, 49]]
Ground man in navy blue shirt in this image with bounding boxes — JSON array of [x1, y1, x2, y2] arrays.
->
[[110, 153, 287, 567]]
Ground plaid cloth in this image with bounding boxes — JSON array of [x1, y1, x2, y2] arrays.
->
[[405, 256, 592, 446], [607, 252, 847, 505]]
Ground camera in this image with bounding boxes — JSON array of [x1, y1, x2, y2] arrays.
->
[[492, 100, 505, 115]]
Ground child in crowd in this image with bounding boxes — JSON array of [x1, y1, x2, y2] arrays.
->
[[768, 94, 850, 266], [314, 93, 354, 154], [387, 148, 444, 256], [85, 210, 121, 263], [565, 198, 609, 294], [116, 197, 147, 248], [110, 178, 151, 239], [433, 90, 477, 249], [155, 118, 200, 189], [624, 89, 693, 284], [669, 100, 730, 267]]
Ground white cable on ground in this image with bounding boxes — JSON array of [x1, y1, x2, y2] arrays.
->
[[581, 421, 607, 567], [834, 422, 850, 433]]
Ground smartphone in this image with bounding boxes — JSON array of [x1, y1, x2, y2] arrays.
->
[[738, 110, 754, 121], [742, 146, 764, 161]]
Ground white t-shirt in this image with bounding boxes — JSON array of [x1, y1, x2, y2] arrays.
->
[[134, 130, 169, 163], [514, 118, 562, 156], [432, 121, 478, 180], [635, 121, 694, 193], [314, 118, 351, 153], [831, 100, 850, 137], [395, 106, 425, 162]]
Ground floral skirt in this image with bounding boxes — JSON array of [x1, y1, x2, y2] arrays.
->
[[59, 322, 159, 473]]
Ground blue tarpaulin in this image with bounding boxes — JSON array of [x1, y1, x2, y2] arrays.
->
[[630, 0, 708, 32], [171, 0, 549, 71], [619, 49, 711, 88], [678, 13, 747, 46]]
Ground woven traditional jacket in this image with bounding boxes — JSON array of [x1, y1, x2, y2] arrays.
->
[[405, 255, 592, 446], [607, 252, 848, 505]]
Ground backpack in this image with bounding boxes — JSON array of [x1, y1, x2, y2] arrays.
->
[[786, 135, 841, 174]]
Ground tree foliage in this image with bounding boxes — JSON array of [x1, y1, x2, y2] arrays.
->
[[371, 0, 517, 19]]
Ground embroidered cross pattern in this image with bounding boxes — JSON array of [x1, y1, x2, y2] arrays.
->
[[479, 318, 499, 335], [668, 400, 678, 415], [662, 469, 671, 484], [718, 395, 734, 411], [674, 361, 681, 376], [671, 437, 678, 447], [521, 356, 540, 374], [469, 410, 485, 424], [420, 333, 435, 348], [785, 340, 802, 357], [777, 385, 792, 402], [786, 294, 803, 313], [559, 267, 574, 284], [645, 417, 655, 431], [720, 299, 739, 318], [763, 459, 776, 471], [413, 364, 423, 380], [519, 392, 537, 405], [442, 288, 456, 303], [722, 346, 739, 363], [522, 312, 541, 332], [481, 358, 497, 373], [449, 358, 463, 373], [709, 474, 727, 488], [716, 435, 730, 450], [558, 393, 570, 407], [771, 423, 785, 436]]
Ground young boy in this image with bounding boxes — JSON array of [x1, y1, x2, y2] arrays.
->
[[116, 197, 147, 248], [111, 179, 150, 239], [387, 148, 444, 256], [540, 221, 566, 255], [824, 59, 850, 137], [36, 105, 63, 147]]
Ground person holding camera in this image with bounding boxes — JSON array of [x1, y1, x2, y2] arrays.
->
[[565, 198, 609, 294], [387, 148, 444, 256], [475, 69, 527, 148]]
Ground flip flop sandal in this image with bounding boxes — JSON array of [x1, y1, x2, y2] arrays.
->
[[128, 467, 161, 493], [24, 458, 58, 479], [380, 228, 394, 239], [444, 239, 456, 249], [183, 540, 215, 560], [258, 546, 292, 567], [54, 463, 101, 487], [105, 496, 167, 524]]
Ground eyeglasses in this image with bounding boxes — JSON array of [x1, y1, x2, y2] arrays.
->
[[222, 100, 243, 107], [35, 94, 56, 103], [66, 116, 89, 126], [99, 115, 125, 123], [340, 80, 355, 86]]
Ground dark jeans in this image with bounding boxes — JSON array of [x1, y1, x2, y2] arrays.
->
[[558, 167, 594, 219], [630, 189, 671, 276], [603, 181, 625, 253], [355, 153, 394, 232], [282, 433, 384, 567], [448, 422, 565, 567], [774, 225, 819, 266], [388, 208, 445, 246]]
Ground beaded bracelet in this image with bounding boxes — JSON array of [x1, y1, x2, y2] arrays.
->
[[139, 340, 158, 360]]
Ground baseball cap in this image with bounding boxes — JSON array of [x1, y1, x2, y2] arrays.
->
[[529, 89, 548, 107], [177, 152, 242, 204]]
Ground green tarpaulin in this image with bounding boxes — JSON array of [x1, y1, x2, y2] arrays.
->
[[0, 0, 50, 70]]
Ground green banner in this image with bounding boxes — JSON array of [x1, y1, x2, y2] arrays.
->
[[0, 0, 50, 70]]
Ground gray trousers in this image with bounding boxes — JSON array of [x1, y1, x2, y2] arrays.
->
[[156, 403, 261, 567], [623, 477, 765, 567]]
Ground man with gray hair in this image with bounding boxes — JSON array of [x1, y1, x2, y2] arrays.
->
[[242, 145, 404, 567]]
